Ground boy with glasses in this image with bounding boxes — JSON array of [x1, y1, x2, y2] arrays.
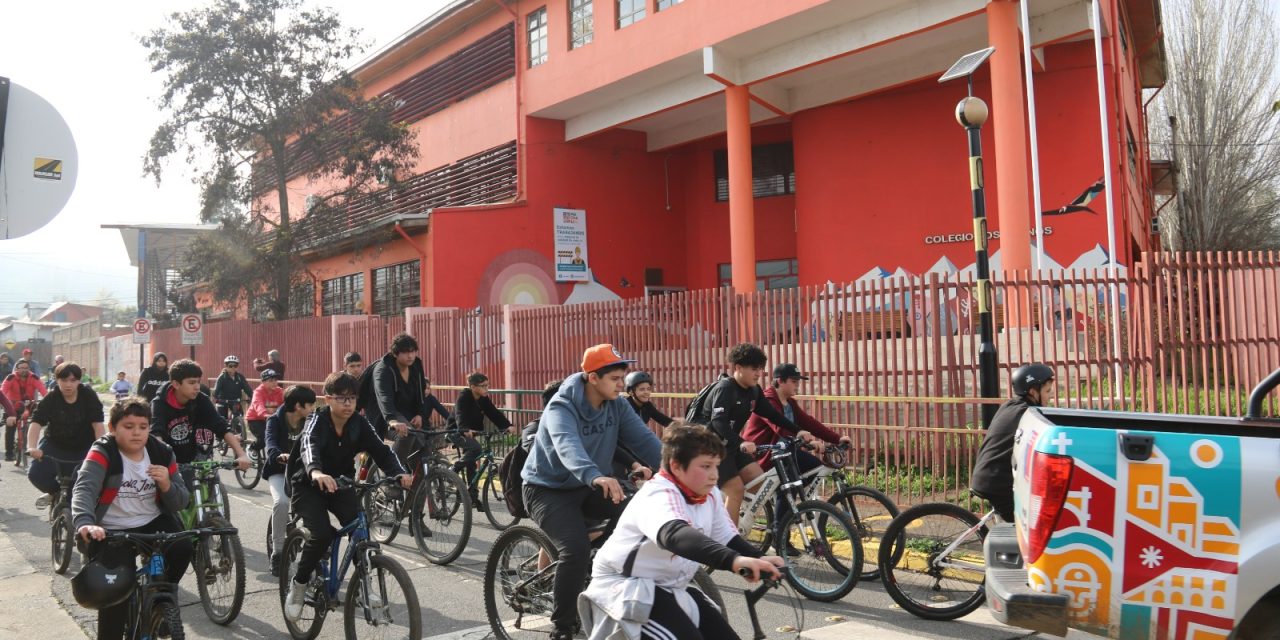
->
[[449, 372, 514, 508]]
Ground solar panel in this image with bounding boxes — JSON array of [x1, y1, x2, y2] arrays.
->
[[939, 47, 996, 83]]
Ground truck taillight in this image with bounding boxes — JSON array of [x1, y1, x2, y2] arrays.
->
[[1023, 450, 1073, 564]]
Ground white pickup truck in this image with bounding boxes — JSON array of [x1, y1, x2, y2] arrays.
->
[[984, 372, 1280, 639]]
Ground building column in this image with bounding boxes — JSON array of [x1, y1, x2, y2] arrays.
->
[[987, 0, 1032, 276], [725, 85, 756, 294]]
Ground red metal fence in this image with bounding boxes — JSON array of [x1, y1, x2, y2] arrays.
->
[[148, 251, 1280, 421]]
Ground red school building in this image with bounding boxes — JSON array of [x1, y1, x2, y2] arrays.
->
[[251, 0, 1166, 319]]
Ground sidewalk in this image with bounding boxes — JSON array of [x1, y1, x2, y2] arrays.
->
[[0, 517, 88, 638], [801, 606, 1103, 639]]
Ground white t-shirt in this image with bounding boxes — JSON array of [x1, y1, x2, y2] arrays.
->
[[592, 474, 739, 589], [100, 448, 161, 529]]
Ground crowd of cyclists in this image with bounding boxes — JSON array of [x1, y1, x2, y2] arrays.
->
[[0, 329, 1056, 640]]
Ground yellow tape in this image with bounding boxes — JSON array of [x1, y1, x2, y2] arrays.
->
[[973, 217, 987, 252], [969, 156, 983, 190], [976, 279, 990, 313]]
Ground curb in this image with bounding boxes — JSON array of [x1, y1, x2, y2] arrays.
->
[[0, 524, 88, 638]]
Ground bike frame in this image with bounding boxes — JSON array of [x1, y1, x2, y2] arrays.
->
[[179, 462, 229, 529], [127, 547, 180, 638], [317, 510, 375, 601], [932, 509, 998, 572]]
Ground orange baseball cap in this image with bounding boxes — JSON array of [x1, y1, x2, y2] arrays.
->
[[581, 344, 636, 373]]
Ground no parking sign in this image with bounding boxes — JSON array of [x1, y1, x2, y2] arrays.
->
[[180, 313, 203, 346]]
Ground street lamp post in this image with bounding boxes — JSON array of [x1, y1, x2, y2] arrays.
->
[[941, 48, 1000, 427]]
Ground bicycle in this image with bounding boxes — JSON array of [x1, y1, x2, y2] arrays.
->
[[214, 401, 245, 458], [277, 475, 422, 640], [732, 436, 862, 602], [234, 425, 264, 491], [483, 471, 727, 640], [740, 566, 804, 640], [98, 525, 238, 640], [14, 398, 35, 468], [46, 455, 82, 574], [362, 427, 472, 565], [179, 458, 247, 625], [453, 430, 520, 530], [877, 502, 997, 620]]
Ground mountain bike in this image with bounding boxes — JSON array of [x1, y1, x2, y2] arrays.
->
[[46, 455, 82, 574], [179, 458, 246, 625], [734, 436, 862, 602], [99, 525, 239, 640], [277, 475, 422, 640], [740, 566, 804, 640], [362, 427, 472, 565], [214, 401, 245, 458], [877, 503, 996, 620], [453, 430, 520, 530], [233, 424, 263, 490], [483, 471, 726, 640]]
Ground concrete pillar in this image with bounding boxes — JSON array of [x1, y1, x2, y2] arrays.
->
[[725, 85, 756, 293], [987, 0, 1032, 276]]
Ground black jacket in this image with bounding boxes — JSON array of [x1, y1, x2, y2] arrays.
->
[[263, 405, 302, 479], [360, 352, 429, 439], [453, 389, 512, 433], [137, 366, 169, 402], [212, 371, 254, 405], [627, 397, 673, 428], [970, 397, 1035, 499], [693, 376, 798, 450], [149, 381, 229, 464], [291, 406, 405, 486]]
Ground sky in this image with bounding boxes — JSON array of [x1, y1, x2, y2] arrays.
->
[[0, 0, 451, 317]]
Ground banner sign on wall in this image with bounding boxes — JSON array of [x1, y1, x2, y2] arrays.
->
[[554, 207, 589, 282]]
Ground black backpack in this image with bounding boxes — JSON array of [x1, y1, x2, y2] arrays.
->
[[497, 420, 540, 519], [685, 373, 728, 423]]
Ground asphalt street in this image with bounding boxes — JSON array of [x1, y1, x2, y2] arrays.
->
[[0, 457, 1091, 639]]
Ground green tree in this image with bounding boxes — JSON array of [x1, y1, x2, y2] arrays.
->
[[142, 0, 418, 320]]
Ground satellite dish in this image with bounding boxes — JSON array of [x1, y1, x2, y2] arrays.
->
[[0, 77, 79, 240]]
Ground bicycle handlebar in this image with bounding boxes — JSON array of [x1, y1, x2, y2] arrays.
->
[[102, 526, 239, 547], [335, 475, 403, 492], [739, 566, 792, 640], [183, 459, 240, 471]]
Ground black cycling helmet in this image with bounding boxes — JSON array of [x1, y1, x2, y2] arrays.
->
[[71, 557, 135, 610], [1011, 363, 1055, 397], [624, 370, 654, 392]]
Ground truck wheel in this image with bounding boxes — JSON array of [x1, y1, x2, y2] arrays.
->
[[1232, 595, 1280, 640]]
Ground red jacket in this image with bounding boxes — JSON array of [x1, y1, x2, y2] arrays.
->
[[742, 386, 843, 470], [246, 384, 284, 421], [2, 372, 44, 410]]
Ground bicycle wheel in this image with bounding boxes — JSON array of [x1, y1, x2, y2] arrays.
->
[[484, 524, 559, 640], [747, 500, 776, 554], [343, 553, 422, 640], [15, 427, 26, 468], [280, 528, 328, 640], [482, 467, 519, 531], [878, 502, 987, 621], [828, 486, 899, 581], [148, 599, 185, 640], [195, 515, 246, 625], [51, 509, 73, 574], [235, 448, 262, 490], [777, 499, 861, 602], [363, 467, 403, 545], [410, 466, 472, 565]]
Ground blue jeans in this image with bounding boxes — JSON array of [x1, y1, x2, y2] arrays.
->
[[28, 439, 87, 495]]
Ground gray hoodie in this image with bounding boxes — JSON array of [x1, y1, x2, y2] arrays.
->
[[522, 372, 662, 490]]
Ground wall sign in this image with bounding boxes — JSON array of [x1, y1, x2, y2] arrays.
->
[[554, 207, 589, 283]]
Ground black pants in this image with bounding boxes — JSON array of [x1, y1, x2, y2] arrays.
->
[[524, 483, 626, 633], [4, 422, 15, 456], [971, 487, 1014, 522], [774, 450, 822, 540], [247, 420, 266, 451], [641, 586, 739, 640], [290, 483, 359, 585], [447, 431, 482, 490], [92, 514, 192, 640], [29, 441, 88, 495]]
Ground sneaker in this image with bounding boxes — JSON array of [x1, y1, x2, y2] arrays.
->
[[35, 493, 55, 508], [549, 627, 575, 640], [783, 542, 803, 558], [470, 493, 485, 512], [270, 553, 283, 578], [285, 579, 307, 621]]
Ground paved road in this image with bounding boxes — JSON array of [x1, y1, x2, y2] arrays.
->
[[0, 459, 1095, 639]]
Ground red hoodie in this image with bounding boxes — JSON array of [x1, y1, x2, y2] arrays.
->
[[246, 384, 284, 421], [2, 372, 44, 409], [741, 386, 843, 470]]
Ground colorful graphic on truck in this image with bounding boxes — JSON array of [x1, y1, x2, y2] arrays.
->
[[1023, 427, 1239, 639]]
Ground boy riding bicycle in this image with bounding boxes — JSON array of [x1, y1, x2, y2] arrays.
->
[[263, 385, 317, 577], [970, 363, 1056, 522], [72, 398, 192, 640], [28, 363, 105, 507], [283, 371, 411, 621], [149, 359, 250, 479], [583, 423, 783, 640], [450, 371, 515, 508], [521, 344, 663, 640]]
